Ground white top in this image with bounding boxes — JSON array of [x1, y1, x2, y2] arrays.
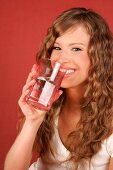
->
[[29, 110, 113, 170]]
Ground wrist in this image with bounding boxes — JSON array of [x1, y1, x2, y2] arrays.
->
[[24, 115, 45, 131]]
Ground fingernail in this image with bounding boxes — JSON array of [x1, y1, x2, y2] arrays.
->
[[59, 90, 63, 95]]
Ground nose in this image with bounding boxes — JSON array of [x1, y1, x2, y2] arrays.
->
[[56, 51, 70, 65]]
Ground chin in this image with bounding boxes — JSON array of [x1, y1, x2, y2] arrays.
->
[[60, 80, 88, 89], [60, 83, 77, 89]]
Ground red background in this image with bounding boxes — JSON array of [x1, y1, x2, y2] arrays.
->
[[0, 0, 113, 169]]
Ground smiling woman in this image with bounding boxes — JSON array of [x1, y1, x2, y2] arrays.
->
[[50, 26, 90, 88], [4, 7, 113, 170]]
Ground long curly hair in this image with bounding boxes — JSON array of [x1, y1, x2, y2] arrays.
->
[[33, 8, 113, 168]]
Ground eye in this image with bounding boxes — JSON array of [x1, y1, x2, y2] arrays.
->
[[72, 48, 82, 51], [52, 46, 61, 50]]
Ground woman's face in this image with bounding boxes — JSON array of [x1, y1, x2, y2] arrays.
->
[[51, 25, 91, 89]]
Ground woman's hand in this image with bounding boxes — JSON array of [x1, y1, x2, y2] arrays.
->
[[18, 64, 46, 124], [18, 64, 62, 124]]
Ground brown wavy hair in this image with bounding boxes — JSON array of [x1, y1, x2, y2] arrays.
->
[[33, 8, 113, 169]]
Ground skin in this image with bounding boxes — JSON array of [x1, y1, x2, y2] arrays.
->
[[4, 25, 113, 170], [51, 25, 91, 146], [51, 25, 113, 169], [51, 26, 90, 89]]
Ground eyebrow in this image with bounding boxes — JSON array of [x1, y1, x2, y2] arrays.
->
[[54, 42, 85, 46]]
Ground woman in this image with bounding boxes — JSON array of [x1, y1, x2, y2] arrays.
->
[[4, 7, 113, 170]]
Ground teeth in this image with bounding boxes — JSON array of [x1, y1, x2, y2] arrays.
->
[[60, 68, 75, 74], [60, 68, 67, 72], [66, 70, 75, 74]]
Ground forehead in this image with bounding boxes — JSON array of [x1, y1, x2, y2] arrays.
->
[[55, 25, 90, 45]]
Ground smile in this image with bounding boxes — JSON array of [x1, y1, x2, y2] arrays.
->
[[60, 68, 76, 77]]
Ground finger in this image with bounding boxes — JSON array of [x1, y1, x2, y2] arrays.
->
[[53, 89, 63, 102], [18, 89, 30, 106], [22, 79, 36, 93], [26, 64, 39, 83], [31, 64, 38, 71], [47, 89, 63, 107], [26, 71, 37, 83]]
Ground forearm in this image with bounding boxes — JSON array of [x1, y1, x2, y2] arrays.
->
[[4, 63, 48, 170], [4, 120, 41, 170]]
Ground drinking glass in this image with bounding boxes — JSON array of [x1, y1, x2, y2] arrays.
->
[[27, 58, 66, 110]]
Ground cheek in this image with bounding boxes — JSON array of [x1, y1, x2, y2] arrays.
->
[[50, 53, 56, 68], [50, 52, 59, 67], [84, 57, 91, 72], [50, 51, 56, 61], [81, 60, 90, 78], [76, 55, 90, 75], [77, 54, 90, 68]]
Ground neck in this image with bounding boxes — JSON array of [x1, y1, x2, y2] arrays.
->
[[65, 86, 85, 106], [60, 100, 81, 130], [61, 87, 85, 118]]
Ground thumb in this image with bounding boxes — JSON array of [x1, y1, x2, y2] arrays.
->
[[48, 89, 63, 107]]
